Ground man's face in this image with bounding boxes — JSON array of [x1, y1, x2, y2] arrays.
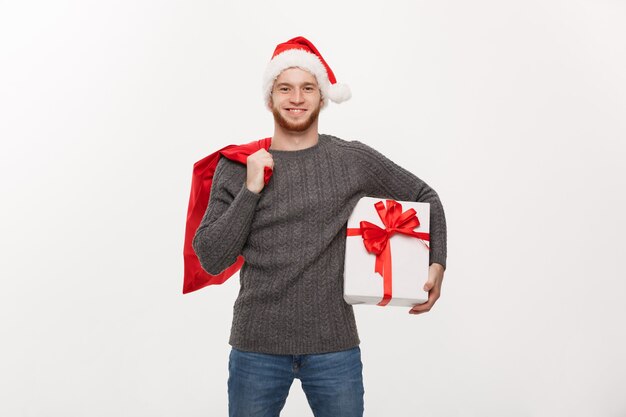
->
[[269, 67, 323, 133]]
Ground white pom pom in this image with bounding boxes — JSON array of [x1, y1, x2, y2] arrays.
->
[[327, 83, 352, 103]]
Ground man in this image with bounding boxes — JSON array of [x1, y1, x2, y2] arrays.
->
[[192, 36, 447, 417]]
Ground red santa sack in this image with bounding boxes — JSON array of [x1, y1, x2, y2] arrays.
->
[[182, 137, 272, 294]]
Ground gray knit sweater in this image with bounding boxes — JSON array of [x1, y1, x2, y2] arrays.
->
[[192, 134, 447, 355]]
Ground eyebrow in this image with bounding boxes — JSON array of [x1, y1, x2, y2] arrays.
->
[[275, 82, 318, 87]]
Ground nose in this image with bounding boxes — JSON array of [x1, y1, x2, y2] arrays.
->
[[290, 88, 304, 104]]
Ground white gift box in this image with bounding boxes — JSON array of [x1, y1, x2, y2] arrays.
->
[[343, 197, 430, 307]]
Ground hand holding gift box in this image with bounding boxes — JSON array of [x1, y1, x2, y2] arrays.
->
[[344, 197, 431, 307]]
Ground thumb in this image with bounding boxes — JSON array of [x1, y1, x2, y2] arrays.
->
[[423, 276, 435, 292]]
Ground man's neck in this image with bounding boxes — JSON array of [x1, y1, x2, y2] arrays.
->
[[270, 126, 319, 151]]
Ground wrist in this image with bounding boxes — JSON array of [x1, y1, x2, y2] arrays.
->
[[245, 182, 262, 194], [429, 262, 445, 272]]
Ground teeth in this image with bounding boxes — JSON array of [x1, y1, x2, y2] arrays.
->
[[288, 109, 305, 113]]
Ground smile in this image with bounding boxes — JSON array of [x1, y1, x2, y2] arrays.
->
[[286, 108, 307, 113]]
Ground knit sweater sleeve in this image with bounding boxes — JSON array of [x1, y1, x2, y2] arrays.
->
[[348, 140, 448, 269], [192, 156, 261, 275]]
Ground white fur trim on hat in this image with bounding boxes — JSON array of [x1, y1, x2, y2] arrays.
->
[[327, 82, 351, 103]]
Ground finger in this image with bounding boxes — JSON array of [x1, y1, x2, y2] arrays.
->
[[409, 301, 435, 315], [423, 275, 436, 292], [409, 290, 440, 315], [410, 298, 434, 313], [409, 303, 431, 314]]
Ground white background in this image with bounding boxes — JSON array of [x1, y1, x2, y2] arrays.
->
[[1, 1, 625, 416]]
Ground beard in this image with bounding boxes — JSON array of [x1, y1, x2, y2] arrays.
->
[[271, 102, 321, 133]]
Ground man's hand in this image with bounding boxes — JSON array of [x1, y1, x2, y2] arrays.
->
[[409, 263, 445, 315], [246, 149, 274, 194]]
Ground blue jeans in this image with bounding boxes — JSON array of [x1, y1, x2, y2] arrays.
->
[[228, 346, 364, 417]]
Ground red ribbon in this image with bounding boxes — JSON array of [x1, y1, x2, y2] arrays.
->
[[347, 200, 430, 306]]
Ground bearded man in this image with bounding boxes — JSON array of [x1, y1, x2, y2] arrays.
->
[[192, 36, 447, 417]]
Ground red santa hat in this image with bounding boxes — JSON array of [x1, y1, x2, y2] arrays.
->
[[262, 36, 351, 108]]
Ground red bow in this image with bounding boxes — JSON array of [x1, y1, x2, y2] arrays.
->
[[347, 200, 430, 306]]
